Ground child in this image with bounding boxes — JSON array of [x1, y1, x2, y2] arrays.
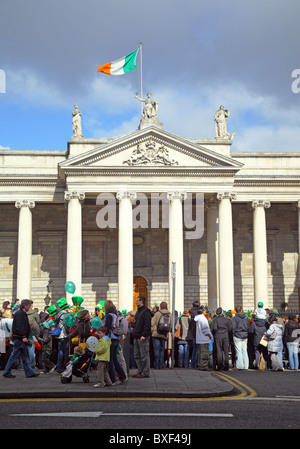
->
[[93, 326, 113, 388], [69, 345, 84, 365], [38, 322, 56, 374]]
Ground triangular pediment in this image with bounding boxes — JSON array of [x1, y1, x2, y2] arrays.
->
[[59, 127, 243, 176]]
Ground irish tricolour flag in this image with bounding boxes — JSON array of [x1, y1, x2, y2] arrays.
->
[[97, 49, 139, 76]]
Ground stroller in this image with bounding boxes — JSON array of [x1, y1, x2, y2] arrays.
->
[[61, 348, 97, 384]]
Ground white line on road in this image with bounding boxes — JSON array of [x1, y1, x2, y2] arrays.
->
[[10, 412, 234, 418]]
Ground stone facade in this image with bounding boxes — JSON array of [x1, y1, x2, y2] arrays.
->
[[1, 124, 300, 313]]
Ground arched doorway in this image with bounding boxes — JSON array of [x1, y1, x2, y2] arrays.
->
[[133, 276, 148, 309]]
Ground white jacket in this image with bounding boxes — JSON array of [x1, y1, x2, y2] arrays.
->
[[194, 313, 212, 344]]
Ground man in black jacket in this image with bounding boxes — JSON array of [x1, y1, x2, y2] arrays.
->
[[132, 296, 151, 378], [211, 307, 232, 370], [3, 299, 39, 378]]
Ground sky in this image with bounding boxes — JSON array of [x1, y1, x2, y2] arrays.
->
[[0, 0, 300, 153]]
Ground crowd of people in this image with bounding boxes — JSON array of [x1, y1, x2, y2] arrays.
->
[[0, 296, 299, 388]]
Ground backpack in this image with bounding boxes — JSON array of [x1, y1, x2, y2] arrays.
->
[[157, 312, 171, 334], [110, 312, 129, 336], [51, 311, 66, 337]]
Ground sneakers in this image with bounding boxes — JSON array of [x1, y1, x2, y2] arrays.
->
[[27, 373, 40, 378], [3, 374, 16, 378], [132, 374, 149, 378], [93, 383, 105, 388]]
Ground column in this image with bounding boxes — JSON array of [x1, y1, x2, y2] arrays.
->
[[117, 191, 136, 312], [15, 199, 35, 300], [64, 191, 85, 300], [206, 197, 219, 312], [217, 192, 236, 311], [252, 200, 270, 308], [168, 192, 186, 314]]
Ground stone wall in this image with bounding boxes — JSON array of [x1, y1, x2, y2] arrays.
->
[[0, 202, 299, 312]]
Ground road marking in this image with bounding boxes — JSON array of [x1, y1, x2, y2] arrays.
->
[[213, 372, 257, 398], [10, 411, 233, 418]]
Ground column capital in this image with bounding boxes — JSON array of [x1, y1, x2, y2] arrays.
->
[[116, 191, 137, 202], [251, 199, 271, 209], [15, 199, 35, 209], [167, 191, 187, 201], [64, 191, 85, 202], [217, 192, 237, 202]]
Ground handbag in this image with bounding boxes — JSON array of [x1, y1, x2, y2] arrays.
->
[[260, 335, 268, 347], [174, 323, 181, 339]]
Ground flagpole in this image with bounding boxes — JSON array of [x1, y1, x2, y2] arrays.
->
[[139, 42, 143, 115]]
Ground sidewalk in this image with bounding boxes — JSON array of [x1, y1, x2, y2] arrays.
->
[[0, 368, 235, 399]]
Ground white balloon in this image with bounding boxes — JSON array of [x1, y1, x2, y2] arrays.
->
[[86, 336, 99, 352]]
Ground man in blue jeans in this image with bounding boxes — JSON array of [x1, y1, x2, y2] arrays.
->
[[3, 299, 39, 378]]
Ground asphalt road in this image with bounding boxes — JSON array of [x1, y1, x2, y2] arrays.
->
[[1, 370, 299, 437]]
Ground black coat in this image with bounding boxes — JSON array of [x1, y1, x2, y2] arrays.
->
[[132, 305, 151, 339], [12, 308, 31, 340], [249, 318, 268, 347]]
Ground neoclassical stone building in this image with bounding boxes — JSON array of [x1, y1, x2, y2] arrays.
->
[[1, 104, 300, 314]]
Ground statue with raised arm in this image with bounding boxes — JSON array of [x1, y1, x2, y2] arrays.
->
[[135, 92, 158, 119], [72, 104, 83, 138], [214, 105, 235, 140]]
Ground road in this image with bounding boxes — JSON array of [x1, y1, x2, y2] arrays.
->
[[0, 370, 299, 439]]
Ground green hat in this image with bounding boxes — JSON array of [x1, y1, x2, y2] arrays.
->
[[56, 297, 69, 311], [270, 308, 279, 315], [47, 304, 57, 317], [72, 296, 84, 306], [258, 302, 264, 307]]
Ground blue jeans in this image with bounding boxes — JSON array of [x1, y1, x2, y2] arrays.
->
[[56, 337, 68, 371], [178, 341, 189, 368], [287, 342, 299, 370], [152, 337, 165, 369], [3, 339, 35, 377]]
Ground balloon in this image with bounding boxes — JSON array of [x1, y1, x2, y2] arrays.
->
[[65, 313, 76, 328], [86, 336, 99, 353], [65, 281, 76, 294], [91, 316, 102, 329]]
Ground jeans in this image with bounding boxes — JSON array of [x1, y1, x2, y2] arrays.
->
[[108, 339, 126, 383], [178, 341, 189, 368], [152, 337, 165, 369], [233, 337, 249, 369], [3, 339, 35, 377], [287, 342, 299, 370], [56, 337, 68, 371]]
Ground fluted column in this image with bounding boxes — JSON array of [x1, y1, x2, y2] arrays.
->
[[252, 200, 270, 308], [167, 191, 186, 314], [217, 192, 236, 310], [15, 199, 35, 300], [206, 197, 219, 312], [64, 191, 85, 300], [117, 191, 136, 312]]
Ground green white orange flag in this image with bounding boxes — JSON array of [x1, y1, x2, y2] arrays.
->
[[97, 48, 139, 76]]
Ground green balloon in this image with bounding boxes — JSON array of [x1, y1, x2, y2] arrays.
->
[[91, 317, 102, 329], [64, 313, 76, 328], [65, 281, 76, 294]]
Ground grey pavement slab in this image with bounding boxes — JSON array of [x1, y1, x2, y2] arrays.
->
[[0, 368, 234, 399]]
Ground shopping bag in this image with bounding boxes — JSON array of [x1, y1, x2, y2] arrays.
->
[[258, 353, 266, 371]]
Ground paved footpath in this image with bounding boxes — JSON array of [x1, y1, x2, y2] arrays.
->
[[0, 368, 234, 399]]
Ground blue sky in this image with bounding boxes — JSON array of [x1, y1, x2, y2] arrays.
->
[[0, 0, 300, 152]]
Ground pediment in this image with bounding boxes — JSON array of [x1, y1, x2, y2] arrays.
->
[[59, 127, 243, 175]]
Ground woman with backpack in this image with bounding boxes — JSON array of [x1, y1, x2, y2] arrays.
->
[[103, 300, 127, 385], [151, 302, 171, 369], [176, 309, 192, 368]]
